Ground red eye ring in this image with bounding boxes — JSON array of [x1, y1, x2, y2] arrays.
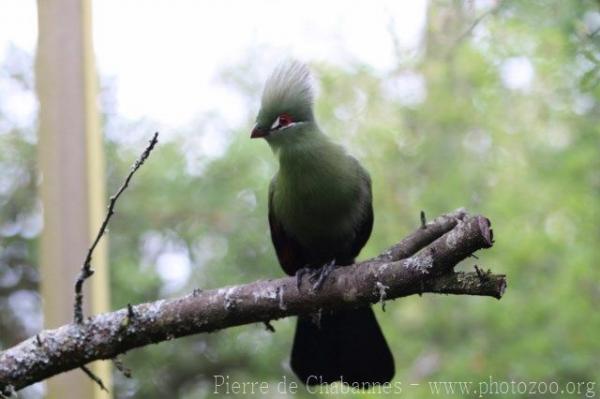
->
[[278, 113, 292, 126]]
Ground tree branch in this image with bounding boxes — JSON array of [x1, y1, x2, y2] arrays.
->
[[72, 132, 158, 391], [74, 132, 159, 324], [0, 211, 506, 394], [446, 0, 506, 57]]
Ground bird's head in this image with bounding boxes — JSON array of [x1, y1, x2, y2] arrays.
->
[[251, 60, 316, 147]]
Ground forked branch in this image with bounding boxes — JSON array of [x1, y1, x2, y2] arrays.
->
[[0, 210, 505, 394]]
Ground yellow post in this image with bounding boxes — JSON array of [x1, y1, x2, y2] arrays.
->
[[36, 0, 111, 398]]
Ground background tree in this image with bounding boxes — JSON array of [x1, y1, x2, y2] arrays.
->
[[0, 0, 599, 398]]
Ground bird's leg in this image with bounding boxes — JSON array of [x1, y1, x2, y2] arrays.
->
[[295, 266, 312, 291], [311, 260, 337, 291]]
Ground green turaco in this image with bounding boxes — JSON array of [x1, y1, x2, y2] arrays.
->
[[251, 60, 395, 386]]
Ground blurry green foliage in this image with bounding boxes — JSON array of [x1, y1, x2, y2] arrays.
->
[[1, 0, 600, 398]]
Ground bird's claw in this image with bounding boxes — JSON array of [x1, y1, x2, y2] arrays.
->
[[311, 260, 336, 291]]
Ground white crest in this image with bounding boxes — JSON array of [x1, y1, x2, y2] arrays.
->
[[261, 60, 314, 115]]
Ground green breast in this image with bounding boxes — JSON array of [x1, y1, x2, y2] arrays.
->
[[271, 141, 369, 250]]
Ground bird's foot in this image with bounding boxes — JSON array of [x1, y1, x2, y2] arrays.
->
[[311, 260, 337, 291], [295, 266, 312, 291]]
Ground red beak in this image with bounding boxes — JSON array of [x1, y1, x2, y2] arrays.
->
[[251, 125, 268, 139]]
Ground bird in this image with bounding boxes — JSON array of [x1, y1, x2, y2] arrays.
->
[[250, 60, 395, 386]]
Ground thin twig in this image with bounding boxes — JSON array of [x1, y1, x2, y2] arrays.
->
[[74, 132, 159, 324], [447, 1, 504, 56], [127, 304, 135, 321], [455, 7, 495, 44], [474, 264, 490, 283], [80, 365, 109, 392], [72, 133, 158, 392], [263, 321, 276, 333]]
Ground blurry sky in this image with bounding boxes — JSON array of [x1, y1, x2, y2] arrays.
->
[[0, 0, 428, 131]]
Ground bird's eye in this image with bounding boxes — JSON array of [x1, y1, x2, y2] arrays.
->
[[278, 114, 292, 126], [270, 113, 293, 131]]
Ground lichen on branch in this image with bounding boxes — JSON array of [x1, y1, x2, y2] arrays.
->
[[0, 210, 505, 394]]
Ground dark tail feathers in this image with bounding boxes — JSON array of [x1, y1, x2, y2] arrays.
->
[[290, 306, 395, 386]]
